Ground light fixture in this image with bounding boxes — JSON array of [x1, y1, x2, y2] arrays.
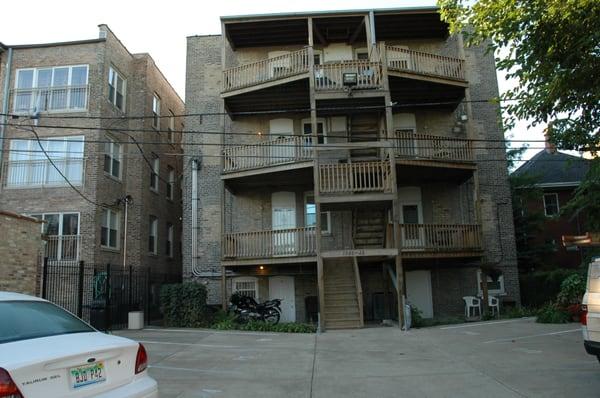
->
[[342, 73, 358, 87], [460, 114, 468, 121], [257, 131, 262, 136], [259, 265, 265, 270]]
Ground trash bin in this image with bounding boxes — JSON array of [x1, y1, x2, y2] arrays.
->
[[128, 311, 144, 330]]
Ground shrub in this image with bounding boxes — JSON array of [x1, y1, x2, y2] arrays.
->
[[519, 269, 577, 307], [210, 318, 316, 333], [557, 274, 585, 306], [536, 303, 570, 324], [501, 306, 537, 319], [160, 283, 211, 327], [410, 306, 425, 328]]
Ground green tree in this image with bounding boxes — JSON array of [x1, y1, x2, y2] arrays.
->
[[439, 0, 600, 230]]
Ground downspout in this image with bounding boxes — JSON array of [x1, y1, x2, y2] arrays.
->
[[0, 47, 13, 174], [191, 158, 200, 276]]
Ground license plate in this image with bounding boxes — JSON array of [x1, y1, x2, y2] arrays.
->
[[70, 362, 106, 389]]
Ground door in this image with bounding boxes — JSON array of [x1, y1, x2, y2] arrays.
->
[[272, 192, 296, 256], [269, 276, 296, 322], [401, 204, 424, 249], [406, 270, 433, 318], [269, 118, 294, 164]]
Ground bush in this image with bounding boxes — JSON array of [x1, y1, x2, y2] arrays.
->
[[501, 306, 537, 319], [536, 303, 570, 324], [557, 274, 585, 306], [410, 306, 425, 328], [211, 319, 316, 333], [519, 269, 577, 307], [160, 283, 212, 327]]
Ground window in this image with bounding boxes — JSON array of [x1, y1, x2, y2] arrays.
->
[[7, 136, 84, 188], [543, 193, 560, 217], [168, 110, 176, 143], [30, 212, 79, 261], [166, 222, 174, 258], [166, 166, 175, 200], [152, 94, 161, 129], [14, 65, 88, 113], [477, 271, 505, 296], [302, 118, 326, 145], [101, 209, 119, 249], [103, 137, 121, 179], [355, 48, 369, 60], [232, 277, 258, 299], [108, 66, 126, 111], [305, 192, 331, 234], [150, 157, 159, 192], [148, 216, 158, 254]]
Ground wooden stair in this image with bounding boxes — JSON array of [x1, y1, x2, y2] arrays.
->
[[323, 259, 363, 329], [353, 209, 386, 249], [349, 114, 380, 161]]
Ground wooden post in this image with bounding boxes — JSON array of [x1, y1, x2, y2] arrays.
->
[[221, 265, 228, 311]]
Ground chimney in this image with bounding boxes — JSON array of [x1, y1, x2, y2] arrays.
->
[[544, 124, 556, 154]]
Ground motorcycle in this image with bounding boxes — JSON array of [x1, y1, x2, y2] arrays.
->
[[229, 292, 282, 324]]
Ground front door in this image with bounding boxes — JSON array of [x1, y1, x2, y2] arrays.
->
[[269, 276, 296, 322], [272, 192, 296, 256], [406, 270, 433, 318]]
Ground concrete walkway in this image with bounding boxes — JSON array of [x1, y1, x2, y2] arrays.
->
[[116, 318, 599, 397]]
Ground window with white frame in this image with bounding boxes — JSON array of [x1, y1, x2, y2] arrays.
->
[[168, 110, 176, 143], [150, 157, 159, 192], [103, 137, 121, 179], [108, 66, 126, 111], [14, 65, 88, 113], [30, 212, 80, 261], [7, 136, 84, 188], [543, 193, 560, 217], [166, 166, 175, 200], [232, 277, 258, 299], [148, 215, 158, 254], [166, 222, 174, 258], [101, 209, 119, 249], [477, 271, 505, 296], [152, 94, 161, 129], [304, 192, 331, 234]]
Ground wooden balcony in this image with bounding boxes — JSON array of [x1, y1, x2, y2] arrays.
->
[[222, 48, 310, 93], [393, 131, 475, 169], [398, 224, 482, 258], [314, 61, 383, 91], [386, 45, 465, 82], [222, 227, 317, 265]]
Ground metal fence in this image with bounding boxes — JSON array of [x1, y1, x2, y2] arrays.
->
[[41, 259, 181, 331]]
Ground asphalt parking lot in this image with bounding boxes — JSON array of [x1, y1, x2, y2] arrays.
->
[[116, 318, 599, 398]]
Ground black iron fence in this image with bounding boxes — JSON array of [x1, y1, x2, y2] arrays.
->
[[41, 259, 181, 331]]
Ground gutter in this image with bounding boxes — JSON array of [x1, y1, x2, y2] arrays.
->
[[0, 46, 13, 173]]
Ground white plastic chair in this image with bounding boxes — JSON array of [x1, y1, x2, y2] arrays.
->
[[463, 296, 481, 319], [488, 295, 500, 316]]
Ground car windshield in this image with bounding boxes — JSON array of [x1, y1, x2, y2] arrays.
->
[[0, 300, 94, 344]]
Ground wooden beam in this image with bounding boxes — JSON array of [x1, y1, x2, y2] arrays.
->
[[221, 265, 228, 311], [318, 192, 396, 204], [220, 160, 313, 180], [222, 256, 318, 267], [321, 248, 398, 258]]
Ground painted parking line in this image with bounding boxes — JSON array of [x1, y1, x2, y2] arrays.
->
[[439, 318, 535, 330], [482, 329, 580, 344], [149, 364, 240, 375], [142, 328, 279, 337], [139, 340, 240, 349]]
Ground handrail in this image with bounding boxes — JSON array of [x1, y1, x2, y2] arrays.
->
[[386, 45, 465, 81], [222, 48, 310, 92], [45, 235, 81, 263], [11, 85, 89, 113], [222, 226, 316, 259], [315, 60, 383, 90], [393, 131, 474, 162], [319, 161, 392, 194], [3, 158, 85, 188], [398, 224, 482, 251]]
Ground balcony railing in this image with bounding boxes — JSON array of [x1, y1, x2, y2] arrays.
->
[[3, 159, 85, 188], [399, 224, 482, 252], [314, 61, 383, 91], [45, 235, 81, 264], [393, 131, 474, 163], [222, 227, 316, 259], [386, 46, 465, 81], [319, 161, 393, 194], [223, 135, 313, 173], [222, 48, 310, 92], [12, 85, 89, 113]]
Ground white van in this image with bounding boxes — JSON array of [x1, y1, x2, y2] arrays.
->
[[582, 258, 600, 363]]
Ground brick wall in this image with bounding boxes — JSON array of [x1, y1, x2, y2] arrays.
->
[[0, 211, 44, 295]]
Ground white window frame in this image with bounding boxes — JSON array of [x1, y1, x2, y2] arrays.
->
[[7, 135, 85, 188], [166, 222, 174, 258], [477, 271, 505, 296], [301, 118, 327, 145], [166, 166, 175, 200], [232, 276, 258, 299], [103, 136, 122, 180], [150, 157, 160, 192], [30, 212, 81, 236], [101, 209, 120, 250], [304, 191, 331, 235], [13, 65, 89, 113], [108, 66, 126, 112], [152, 94, 161, 129], [149, 215, 158, 255], [543, 193, 560, 217]]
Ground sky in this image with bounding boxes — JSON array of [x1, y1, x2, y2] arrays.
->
[[0, 0, 550, 163]]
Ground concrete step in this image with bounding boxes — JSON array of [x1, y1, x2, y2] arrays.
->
[[325, 319, 362, 329]]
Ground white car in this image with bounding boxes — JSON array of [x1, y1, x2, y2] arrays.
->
[[0, 291, 158, 397], [582, 258, 600, 363]]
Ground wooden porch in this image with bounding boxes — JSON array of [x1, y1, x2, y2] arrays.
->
[[393, 131, 475, 169], [396, 223, 483, 257]]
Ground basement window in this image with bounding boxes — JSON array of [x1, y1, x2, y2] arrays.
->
[[232, 277, 258, 299]]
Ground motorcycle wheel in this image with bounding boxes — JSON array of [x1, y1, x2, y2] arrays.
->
[[263, 308, 280, 325]]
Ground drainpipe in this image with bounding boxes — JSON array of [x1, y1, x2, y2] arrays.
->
[[0, 47, 13, 175], [369, 10, 376, 46], [191, 158, 200, 276]]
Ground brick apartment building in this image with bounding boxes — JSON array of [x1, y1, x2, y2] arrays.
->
[[183, 7, 520, 329], [0, 25, 184, 276]]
